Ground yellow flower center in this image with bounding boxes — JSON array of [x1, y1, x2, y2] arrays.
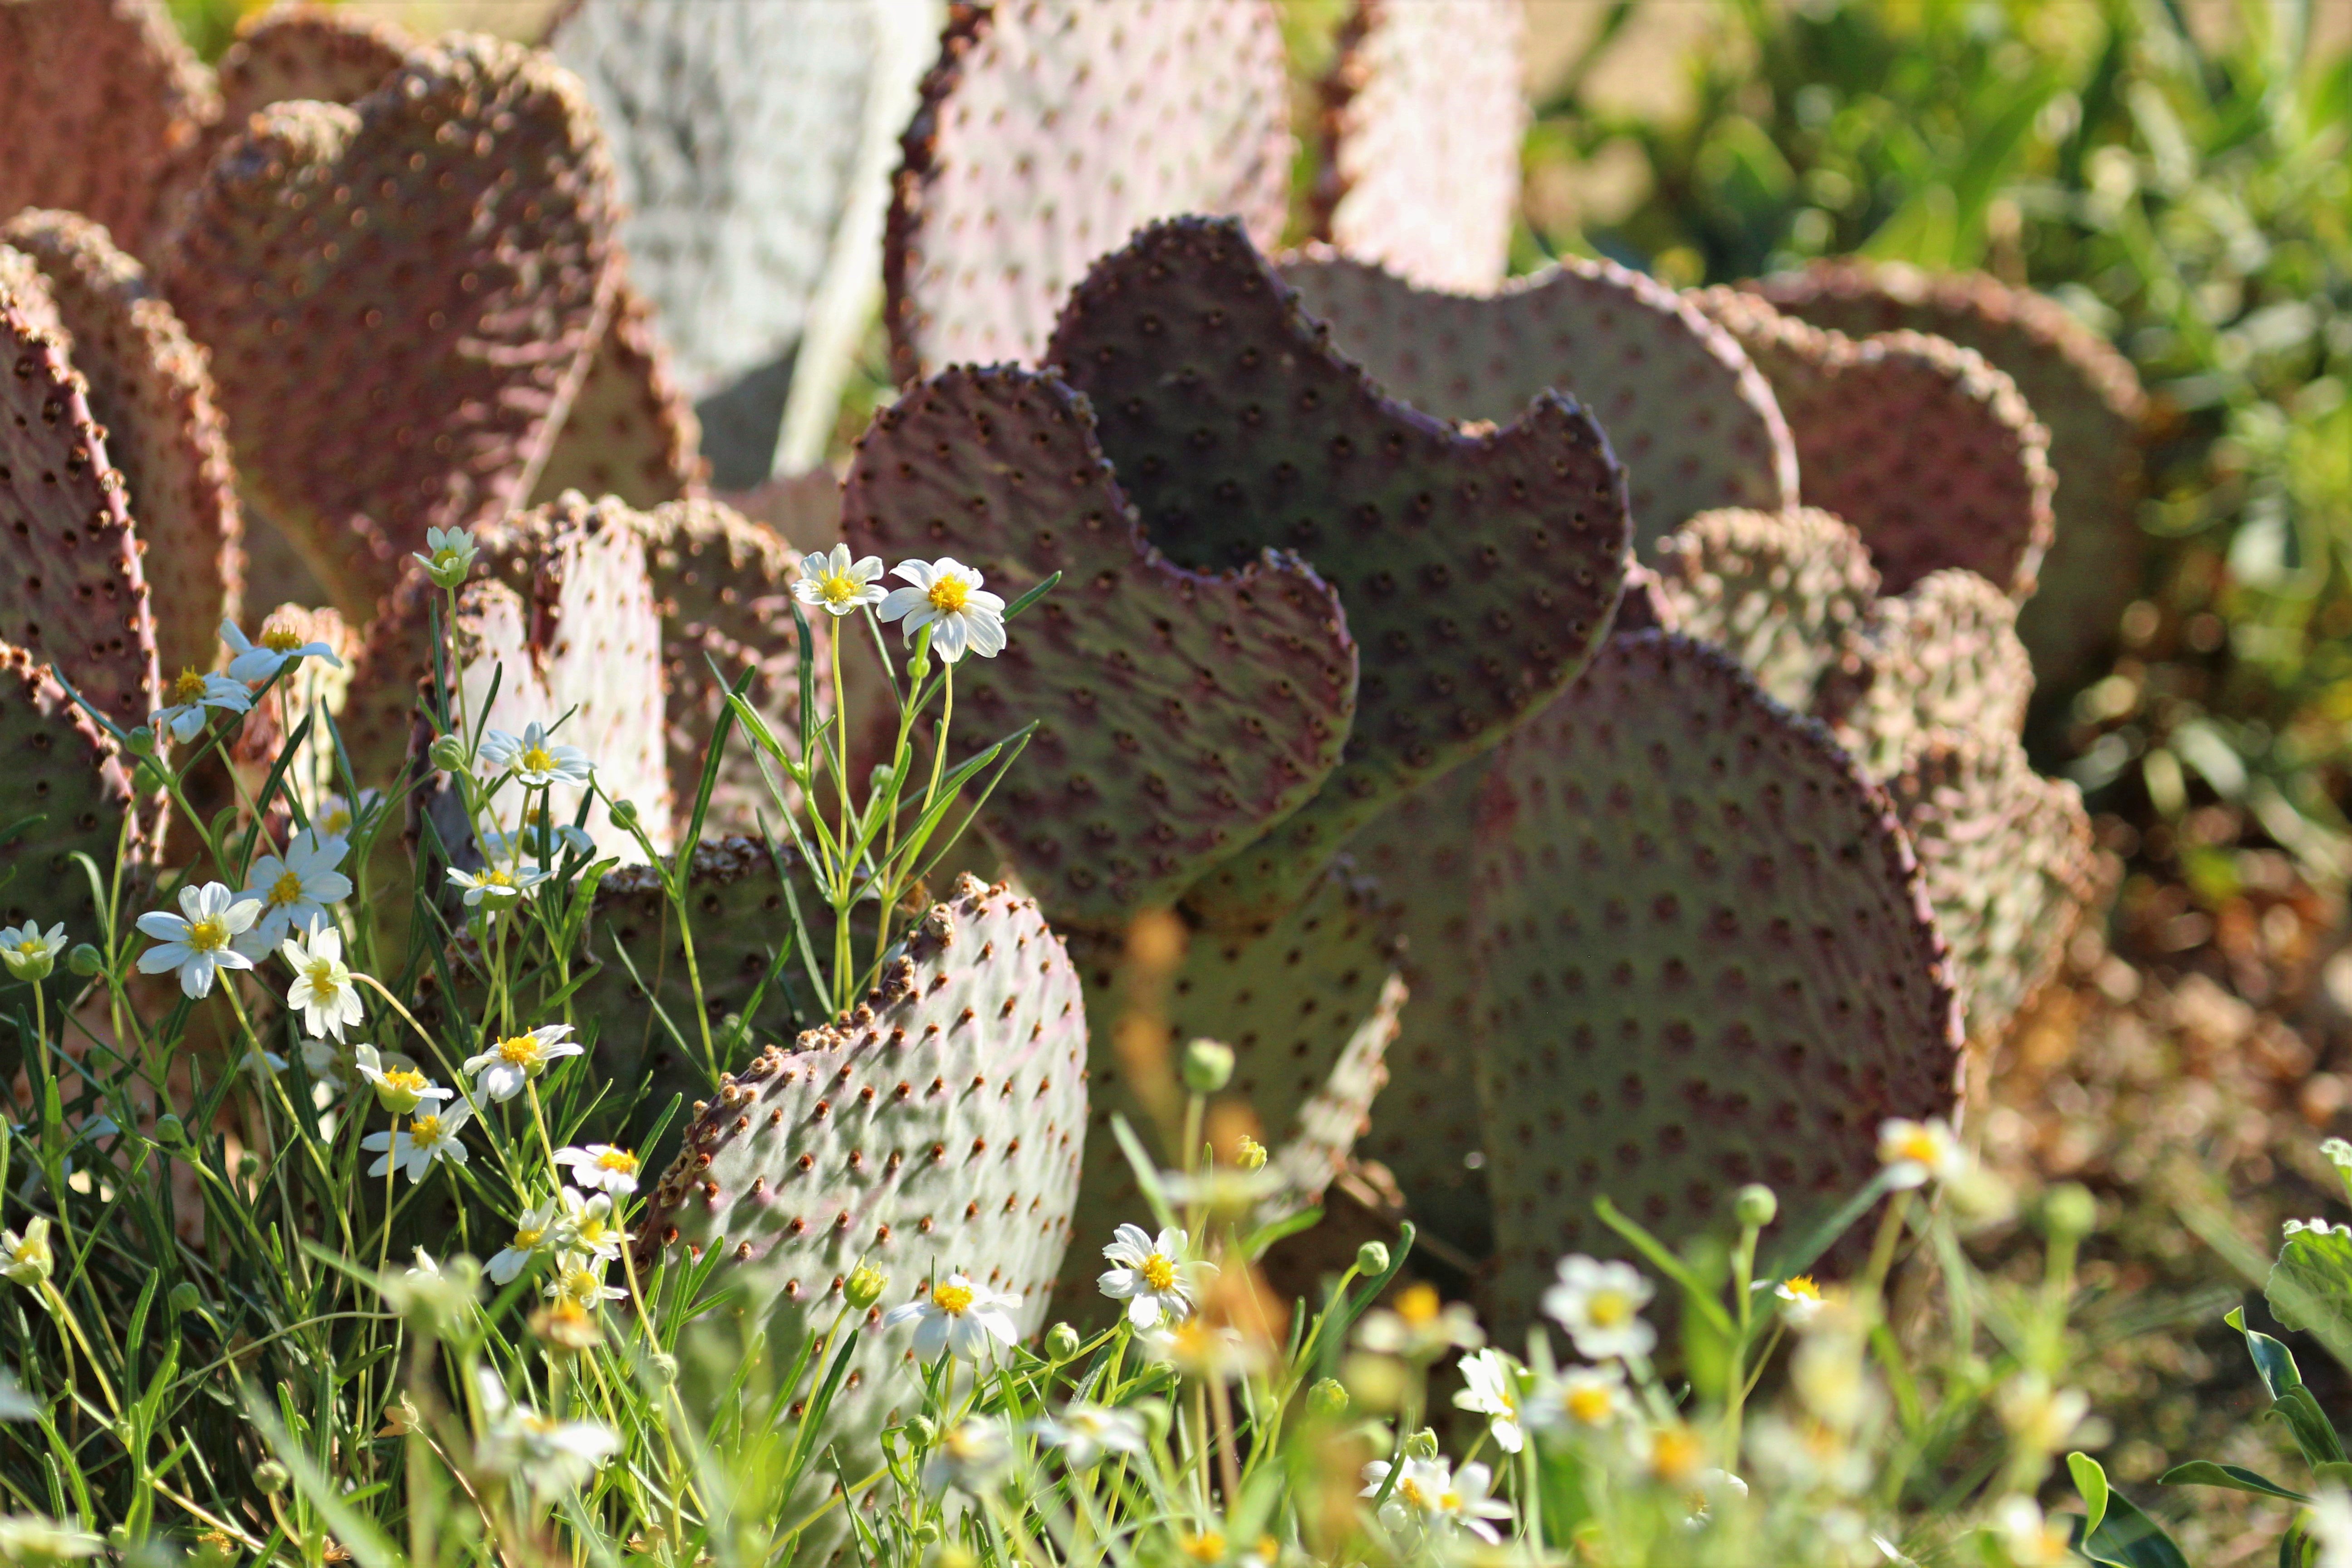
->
[[560, 1269, 599, 1303], [172, 668, 208, 704], [322, 808, 353, 834], [262, 628, 305, 653], [1396, 1478, 1425, 1509], [498, 1034, 540, 1065], [818, 570, 861, 606], [1142, 1253, 1176, 1292], [1565, 1384, 1613, 1424], [483, 869, 515, 888], [595, 1149, 639, 1175], [512, 1225, 544, 1249], [1438, 1490, 1462, 1513], [432, 548, 463, 572], [1396, 1282, 1440, 1326], [576, 1210, 613, 1246], [927, 575, 971, 613], [409, 1115, 445, 1146], [1892, 1130, 1940, 1165], [1650, 1427, 1702, 1484], [1784, 1274, 1821, 1302], [13, 938, 40, 956], [302, 958, 339, 991], [185, 917, 229, 954], [1588, 1289, 1632, 1328], [385, 1068, 428, 1095], [268, 870, 305, 906], [519, 744, 558, 774], [934, 1283, 975, 1315], [1182, 1533, 1225, 1563]]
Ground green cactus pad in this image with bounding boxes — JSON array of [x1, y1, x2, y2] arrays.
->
[[884, 0, 1293, 380], [1472, 630, 1960, 1331], [1652, 507, 1877, 711], [1820, 568, 2033, 779], [1050, 218, 1632, 925], [1049, 865, 1405, 1325], [157, 36, 619, 620], [1750, 260, 2149, 695], [1689, 288, 2053, 599], [1888, 728, 2096, 1044], [0, 0, 220, 258], [1279, 251, 1796, 544], [3, 211, 242, 689], [0, 293, 157, 731], [0, 646, 143, 926], [1339, 755, 1496, 1256], [639, 874, 1086, 1510], [840, 364, 1358, 929], [1309, 0, 1527, 293], [530, 275, 706, 512]]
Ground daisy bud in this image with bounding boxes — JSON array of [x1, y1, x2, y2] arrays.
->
[[608, 798, 640, 829], [168, 1282, 202, 1314], [1181, 1037, 1234, 1093], [1405, 1426, 1441, 1460], [254, 1460, 289, 1494], [904, 1415, 938, 1447], [844, 1263, 887, 1309], [1044, 1322, 1082, 1362], [1235, 1135, 1268, 1171], [66, 943, 103, 978], [1735, 1184, 1778, 1229], [1355, 1240, 1390, 1276], [427, 735, 467, 773], [1305, 1377, 1349, 1418], [647, 1352, 678, 1387], [126, 726, 155, 755], [2042, 1183, 2097, 1240], [152, 1114, 184, 1145]]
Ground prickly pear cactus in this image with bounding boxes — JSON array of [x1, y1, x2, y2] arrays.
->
[[1887, 730, 2097, 1043], [639, 875, 1085, 1526], [0, 0, 220, 258], [3, 211, 241, 689], [1689, 288, 2054, 600], [841, 364, 1358, 930], [0, 290, 158, 731], [885, 0, 1292, 379], [0, 648, 144, 926], [1049, 866, 1405, 1326], [1819, 568, 2034, 778], [1750, 260, 2149, 697], [1651, 507, 1877, 711], [1310, 0, 1527, 294], [157, 35, 620, 620], [215, 3, 411, 118], [1472, 630, 1960, 1335], [529, 279, 706, 512], [1281, 251, 1796, 543], [1049, 218, 1632, 926]]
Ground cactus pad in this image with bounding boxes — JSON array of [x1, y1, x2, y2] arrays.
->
[[1887, 729, 2096, 1043], [216, 4, 410, 118], [0, 647, 143, 925], [1689, 288, 2053, 599], [639, 875, 1086, 1494], [1310, 0, 1527, 294], [1651, 507, 1876, 711], [3, 211, 242, 689], [1751, 260, 2149, 694], [0, 0, 220, 258], [157, 36, 619, 619], [885, 0, 1293, 379], [1820, 568, 2033, 779], [0, 293, 157, 730], [1280, 251, 1796, 543], [530, 275, 706, 512], [1051, 219, 1632, 923], [1471, 631, 1960, 1332], [841, 364, 1358, 929], [1050, 865, 1405, 1324]]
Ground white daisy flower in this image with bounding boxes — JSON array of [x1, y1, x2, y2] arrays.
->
[[1877, 1117, 1965, 1189], [1994, 1495, 2073, 1568], [1097, 1223, 1215, 1328], [412, 524, 479, 588], [478, 722, 593, 789], [0, 922, 66, 983], [1526, 1361, 1629, 1434], [474, 1366, 617, 1497], [921, 1416, 1014, 1496], [877, 557, 1007, 663], [544, 1250, 627, 1307], [1683, 1468, 1749, 1528], [881, 1273, 1021, 1362], [1994, 1371, 2089, 1454], [1451, 1347, 1525, 1454], [1543, 1255, 1656, 1362], [553, 1187, 627, 1262], [1028, 1403, 1147, 1470], [1139, 1319, 1269, 1382], [234, 829, 352, 956], [150, 667, 253, 743], [220, 617, 343, 684], [299, 1036, 353, 1094], [1431, 1460, 1514, 1544], [1355, 1282, 1484, 1359], [312, 790, 379, 840], [462, 1023, 582, 1102], [552, 1144, 642, 1195], [488, 1197, 559, 1286], [134, 882, 260, 998], [1774, 1274, 1829, 1327], [354, 1044, 450, 1117], [794, 543, 888, 618], [1362, 1456, 1446, 1537], [362, 1101, 472, 1184], [446, 862, 549, 907], [280, 921, 363, 1040], [0, 1513, 102, 1561], [0, 1218, 53, 1287]]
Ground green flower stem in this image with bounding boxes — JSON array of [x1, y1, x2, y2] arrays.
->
[[37, 1279, 118, 1418]]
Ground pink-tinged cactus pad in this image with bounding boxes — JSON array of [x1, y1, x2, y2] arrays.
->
[[1284, 250, 1796, 544], [530, 275, 707, 513], [1471, 631, 1960, 1339], [842, 364, 1358, 930], [215, 4, 411, 120], [885, 0, 1293, 379], [1311, 0, 1528, 294], [158, 36, 619, 620], [0, 647, 143, 924], [4, 211, 242, 689], [1819, 568, 2034, 779], [1050, 219, 1632, 925], [1652, 507, 1877, 711]]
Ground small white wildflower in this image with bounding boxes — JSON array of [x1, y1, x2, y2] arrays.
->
[[1994, 1371, 2089, 1455], [1362, 1456, 1457, 1538], [1029, 1403, 1147, 1469], [552, 1143, 642, 1195], [280, 921, 363, 1040], [312, 789, 378, 839], [1097, 1223, 1215, 1328], [220, 617, 343, 684], [794, 543, 888, 617], [1355, 1281, 1484, 1359], [1527, 1361, 1629, 1434], [882, 1274, 1021, 1362], [553, 1186, 627, 1262], [362, 1101, 473, 1184], [134, 882, 260, 998], [151, 667, 252, 743], [488, 1196, 559, 1285], [474, 1366, 617, 1497], [544, 1250, 627, 1307], [1877, 1117, 1965, 1189], [0, 1218, 53, 1288], [354, 1044, 450, 1117], [877, 556, 1007, 663], [299, 1036, 353, 1094], [446, 862, 549, 907], [0, 922, 66, 983], [921, 1416, 1013, 1495], [479, 722, 593, 788], [1543, 1255, 1656, 1362], [1451, 1347, 1525, 1454], [1774, 1274, 1829, 1327], [1140, 1318, 1269, 1381], [1994, 1494, 2073, 1568], [462, 1023, 582, 1102], [0, 1513, 102, 1562], [0, 1363, 36, 1421], [1683, 1468, 1749, 1528], [413, 525, 479, 588], [235, 828, 352, 956]]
